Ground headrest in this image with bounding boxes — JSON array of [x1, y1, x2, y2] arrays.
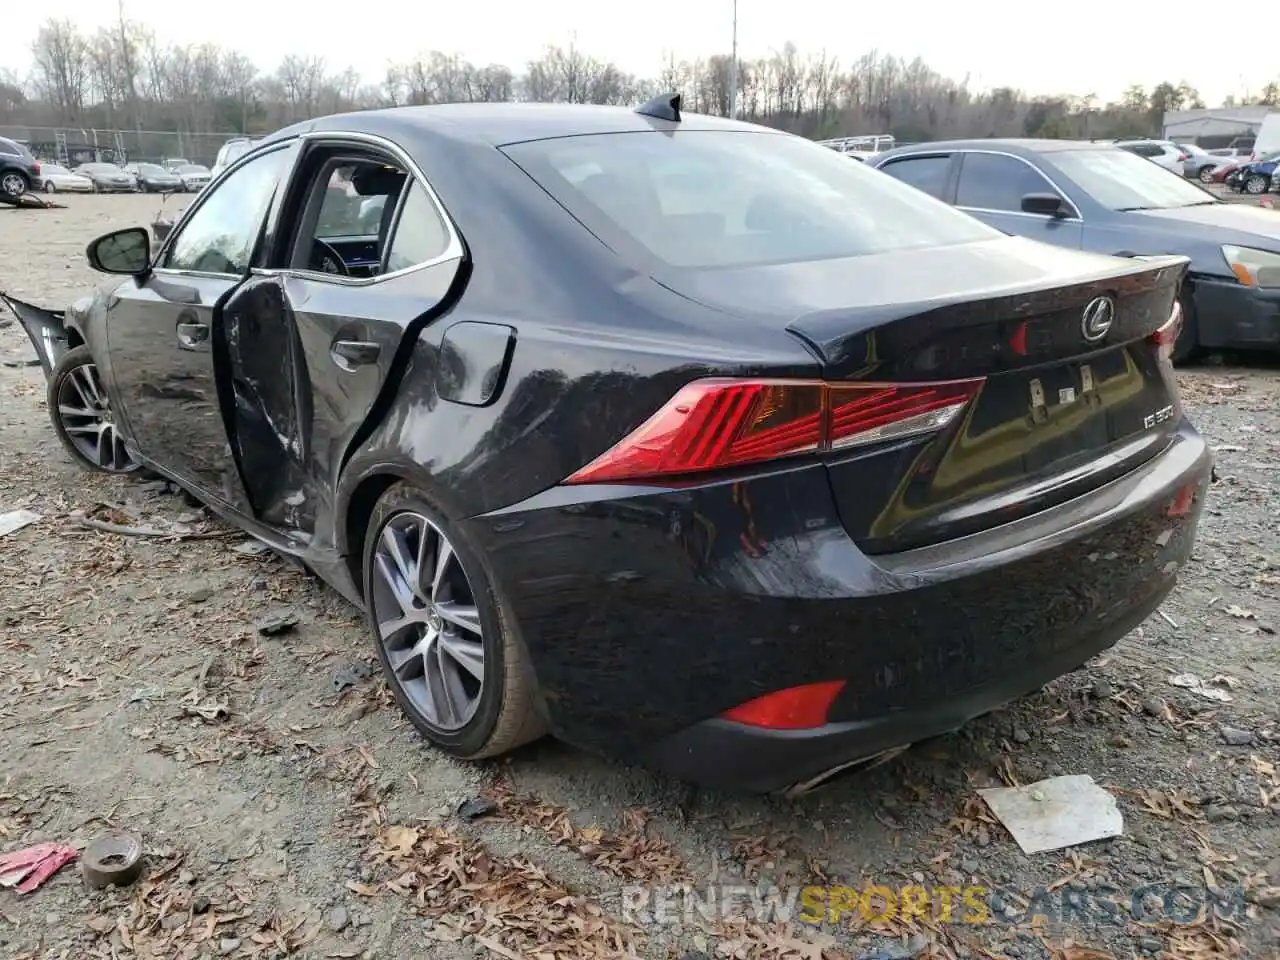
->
[[352, 166, 406, 197]]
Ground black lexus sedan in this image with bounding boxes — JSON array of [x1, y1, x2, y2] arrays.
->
[[870, 139, 1280, 360], [123, 162, 185, 193], [2, 98, 1211, 794]]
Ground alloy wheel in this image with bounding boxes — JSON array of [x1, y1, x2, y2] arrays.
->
[[1, 172, 26, 197], [370, 511, 485, 731], [1198, 167, 1215, 184], [1246, 175, 1267, 194], [55, 360, 137, 472]]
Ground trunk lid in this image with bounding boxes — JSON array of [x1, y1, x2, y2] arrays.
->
[[666, 238, 1189, 553]]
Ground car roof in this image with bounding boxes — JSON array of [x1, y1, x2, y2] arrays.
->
[[263, 101, 769, 149], [880, 138, 1118, 156]]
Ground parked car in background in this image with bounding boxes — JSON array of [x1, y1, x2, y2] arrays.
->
[[0, 136, 42, 198], [1175, 143, 1235, 183], [210, 137, 262, 178], [1224, 152, 1280, 195], [38, 163, 94, 193], [123, 162, 185, 193], [1114, 139, 1185, 175], [161, 157, 191, 172], [74, 162, 138, 193], [871, 138, 1280, 359], [1, 102, 1209, 794], [1208, 159, 1244, 184], [175, 163, 211, 192]]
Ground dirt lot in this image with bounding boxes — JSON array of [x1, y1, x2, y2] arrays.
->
[[1, 194, 1278, 960]]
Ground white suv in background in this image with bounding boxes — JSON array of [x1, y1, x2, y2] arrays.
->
[[1114, 139, 1185, 175], [210, 137, 262, 180]]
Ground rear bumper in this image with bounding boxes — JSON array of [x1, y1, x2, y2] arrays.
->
[[647, 592, 1162, 793], [468, 422, 1211, 793], [1193, 276, 1280, 349]]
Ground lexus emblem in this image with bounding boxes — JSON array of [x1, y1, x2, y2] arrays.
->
[[1080, 296, 1115, 342]]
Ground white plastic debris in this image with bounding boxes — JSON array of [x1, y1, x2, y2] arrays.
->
[[978, 775, 1123, 855], [1168, 672, 1234, 703], [0, 509, 40, 538]]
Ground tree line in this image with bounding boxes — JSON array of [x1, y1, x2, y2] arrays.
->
[[0, 17, 1267, 143]]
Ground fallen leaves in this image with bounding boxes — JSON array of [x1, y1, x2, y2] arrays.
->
[[1121, 787, 1203, 822], [486, 783, 692, 884], [360, 820, 641, 959]]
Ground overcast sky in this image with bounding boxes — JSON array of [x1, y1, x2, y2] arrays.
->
[[1, 0, 1261, 107]]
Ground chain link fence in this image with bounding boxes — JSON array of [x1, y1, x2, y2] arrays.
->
[[0, 125, 244, 166]]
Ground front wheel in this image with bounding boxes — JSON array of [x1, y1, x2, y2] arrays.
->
[[1245, 174, 1268, 194], [48, 345, 140, 474], [1197, 166, 1216, 184], [363, 483, 545, 758]]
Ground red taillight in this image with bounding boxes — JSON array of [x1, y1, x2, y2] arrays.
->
[[565, 377, 984, 485], [721, 680, 847, 730], [31, 162, 40, 175], [1150, 300, 1183, 362], [1178, 152, 1190, 162]]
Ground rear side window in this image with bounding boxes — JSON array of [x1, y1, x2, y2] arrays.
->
[[0, 138, 32, 160], [385, 182, 450, 271], [503, 132, 995, 270], [878, 155, 952, 199]]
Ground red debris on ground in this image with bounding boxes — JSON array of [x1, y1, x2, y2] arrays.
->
[[0, 842, 78, 893]]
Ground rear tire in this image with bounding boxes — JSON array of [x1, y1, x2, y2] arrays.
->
[[1197, 166, 1216, 184], [1170, 289, 1202, 366], [44, 180, 56, 194], [1, 170, 29, 197], [363, 482, 546, 759]]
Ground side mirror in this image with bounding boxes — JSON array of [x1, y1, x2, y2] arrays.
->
[[87, 227, 152, 275], [1021, 193, 1070, 218]]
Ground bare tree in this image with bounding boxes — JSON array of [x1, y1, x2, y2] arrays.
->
[[3, 16, 1227, 153], [30, 19, 89, 121]]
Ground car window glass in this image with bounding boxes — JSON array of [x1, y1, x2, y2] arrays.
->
[[162, 148, 287, 275], [0, 139, 19, 156], [384, 181, 450, 272], [1049, 148, 1214, 210], [505, 133, 997, 270], [313, 163, 403, 239], [879, 155, 951, 198], [956, 153, 1060, 212]]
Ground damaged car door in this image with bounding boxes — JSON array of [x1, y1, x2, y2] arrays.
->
[[217, 142, 463, 536], [104, 143, 296, 510]]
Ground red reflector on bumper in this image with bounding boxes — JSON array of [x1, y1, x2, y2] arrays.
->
[[1167, 482, 1196, 517], [720, 680, 847, 730]]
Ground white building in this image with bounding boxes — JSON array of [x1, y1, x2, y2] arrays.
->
[[1162, 106, 1274, 145]]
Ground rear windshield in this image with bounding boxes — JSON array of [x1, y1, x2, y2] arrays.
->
[[502, 130, 998, 270]]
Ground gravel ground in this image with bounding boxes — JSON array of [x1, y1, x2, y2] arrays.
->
[[1, 194, 1278, 960]]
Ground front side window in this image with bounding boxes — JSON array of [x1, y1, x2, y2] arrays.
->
[[878, 155, 953, 199], [1048, 148, 1216, 211], [956, 153, 1062, 213], [163, 147, 288, 275], [504, 132, 995, 270]]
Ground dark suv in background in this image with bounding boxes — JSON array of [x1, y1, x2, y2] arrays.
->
[[0, 136, 41, 198]]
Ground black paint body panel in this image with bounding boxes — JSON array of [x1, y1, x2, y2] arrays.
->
[[5, 105, 1216, 792]]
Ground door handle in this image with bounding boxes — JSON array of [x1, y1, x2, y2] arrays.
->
[[330, 339, 381, 369], [176, 322, 209, 347]]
